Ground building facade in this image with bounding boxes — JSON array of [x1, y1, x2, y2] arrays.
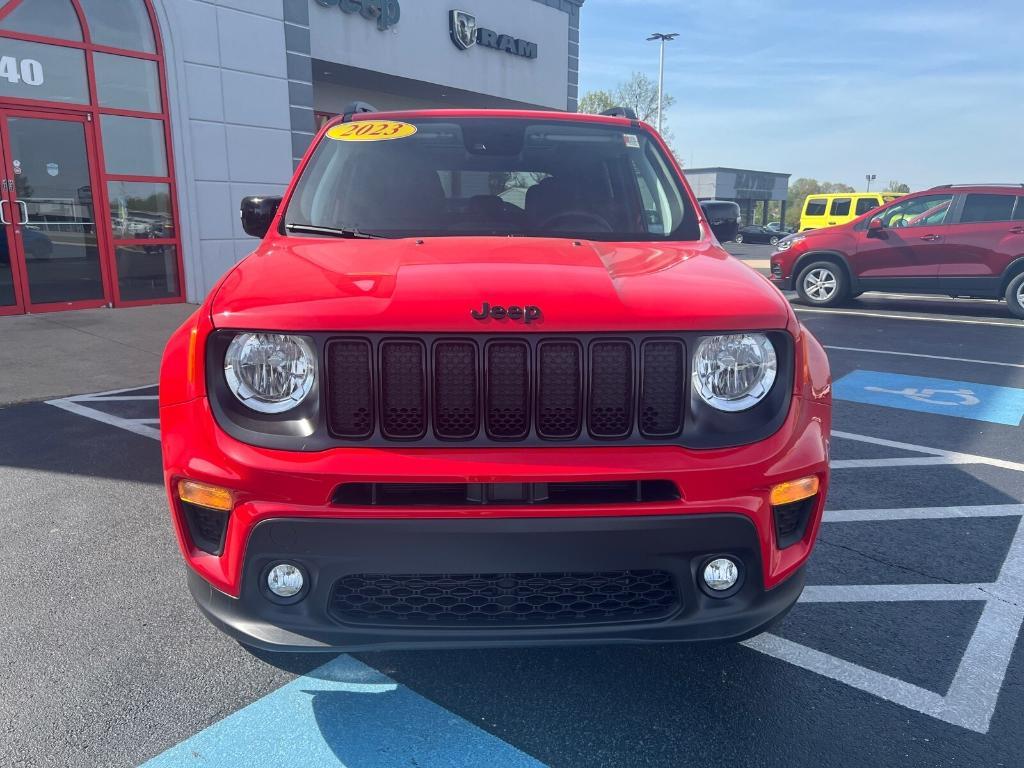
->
[[684, 167, 791, 227], [0, 0, 583, 315]]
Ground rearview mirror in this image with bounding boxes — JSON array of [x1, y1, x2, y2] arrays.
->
[[240, 196, 282, 239]]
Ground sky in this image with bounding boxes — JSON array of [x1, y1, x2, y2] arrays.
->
[[577, 0, 1024, 191]]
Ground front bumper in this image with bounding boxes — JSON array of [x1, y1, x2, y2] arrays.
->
[[187, 514, 805, 652]]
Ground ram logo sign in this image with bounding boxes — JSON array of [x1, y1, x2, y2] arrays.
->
[[449, 9, 539, 59]]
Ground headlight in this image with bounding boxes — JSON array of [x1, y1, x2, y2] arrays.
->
[[692, 334, 778, 412], [224, 333, 316, 413], [776, 235, 804, 251]]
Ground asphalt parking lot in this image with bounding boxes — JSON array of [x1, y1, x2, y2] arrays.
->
[[2, 265, 1023, 767]]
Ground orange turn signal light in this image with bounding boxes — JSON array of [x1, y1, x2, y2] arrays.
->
[[769, 476, 820, 507], [177, 479, 234, 512]]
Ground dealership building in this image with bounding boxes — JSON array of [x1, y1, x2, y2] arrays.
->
[[684, 167, 792, 227], [0, 0, 584, 315]]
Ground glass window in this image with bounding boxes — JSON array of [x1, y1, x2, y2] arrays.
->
[[0, 0, 83, 41], [116, 244, 179, 301], [872, 194, 954, 229], [78, 0, 155, 53], [1014, 197, 1024, 221], [830, 198, 851, 216], [286, 118, 700, 241], [108, 181, 172, 240], [0, 38, 88, 104], [94, 52, 160, 112], [100, 115, 167, 176], [804, 198, 827, 216], [960, 193, 1015, 223], [855, 197, 880, 215], [6, 116, 104, 304]]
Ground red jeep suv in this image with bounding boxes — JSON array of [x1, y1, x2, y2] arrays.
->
[[160, 108, 831, 652], [771, 184, 1024, 318]]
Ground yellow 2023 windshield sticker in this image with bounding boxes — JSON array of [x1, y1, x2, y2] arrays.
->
[[326, 120, 417, 142]]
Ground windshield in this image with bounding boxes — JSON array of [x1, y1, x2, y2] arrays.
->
[[284, 117, 700, 242]]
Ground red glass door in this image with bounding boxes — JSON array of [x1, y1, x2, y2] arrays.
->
[[0, 108, 111, 312]]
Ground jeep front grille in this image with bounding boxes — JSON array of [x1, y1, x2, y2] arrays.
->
[[325, 335, 687, 445]]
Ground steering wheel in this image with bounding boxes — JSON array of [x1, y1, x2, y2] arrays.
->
[[539, 210, 613, 233], [892, 216, 908, 228]]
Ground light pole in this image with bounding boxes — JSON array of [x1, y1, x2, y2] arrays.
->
[[865, 173, 877, 192], [647, 32, 678, 134]]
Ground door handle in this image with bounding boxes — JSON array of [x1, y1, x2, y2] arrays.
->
[[15, 200, 28, 225], [918, 234, 941, 242], [1010, 225, 1024, 234], [0, 199, 8, 226]]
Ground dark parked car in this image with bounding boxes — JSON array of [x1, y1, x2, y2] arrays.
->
[[735, 225, 784, 246], [700, 200, 740, 243]]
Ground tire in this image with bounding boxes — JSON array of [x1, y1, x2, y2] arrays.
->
[[734, 233, 743, 243], [1007, 272, 1024, 319], [796, 260, 848, 306], [769, 236, 780, 246]]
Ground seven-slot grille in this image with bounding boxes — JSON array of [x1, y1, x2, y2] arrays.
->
[[326, 336, 686, 443]]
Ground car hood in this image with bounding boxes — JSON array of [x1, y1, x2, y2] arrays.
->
[[210, 236, 793, 333]]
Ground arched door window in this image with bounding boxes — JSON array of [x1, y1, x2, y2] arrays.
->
[[0, 0, 181, 310]]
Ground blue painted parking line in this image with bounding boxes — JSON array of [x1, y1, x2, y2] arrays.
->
[[140, 654, 545, 768], [833, 370, 1024, 426]]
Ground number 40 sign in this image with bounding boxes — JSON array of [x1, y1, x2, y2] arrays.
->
[[0, 56, 44, 86]]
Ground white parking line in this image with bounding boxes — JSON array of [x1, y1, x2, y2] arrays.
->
[[745, 505, 1024, 734], [796, 306, 1023, 328], [832, 430, 1024, 473], [825, 503, 1024, 522], [824, 345, 1024, 369], [46, 386, 160, 441]]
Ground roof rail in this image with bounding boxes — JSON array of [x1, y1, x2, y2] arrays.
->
[[930, 183, 1024, 189], [342, 101, 378, 120], [600, 106, 638, 120]]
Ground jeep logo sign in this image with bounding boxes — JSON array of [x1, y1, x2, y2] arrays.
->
[[316, 0, 400, 31], [449, 10, 538, 59], [471, 302, 542, 323]]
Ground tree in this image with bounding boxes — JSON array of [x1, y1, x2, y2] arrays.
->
[[886, 180, 911, 193], [578, 72, 674, 125], [785, 178, 856, 228], [577, 90, 616, 116]]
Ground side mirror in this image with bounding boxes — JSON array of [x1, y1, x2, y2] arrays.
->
[[867, 218, 885, 236], [240, 196, 282, 239]]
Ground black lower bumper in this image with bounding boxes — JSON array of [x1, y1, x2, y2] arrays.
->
[[187, 514, 804, 652]]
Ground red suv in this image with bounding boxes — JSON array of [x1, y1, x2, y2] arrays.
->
[[771, 184, 1024, 318], [160, 108, 831, 652]]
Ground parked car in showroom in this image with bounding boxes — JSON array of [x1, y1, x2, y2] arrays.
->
[[160, 106, 832, 652], [735, 224, 785, 246], [771, 184, 1024, 317]]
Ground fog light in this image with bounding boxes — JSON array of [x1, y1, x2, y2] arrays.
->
[[267, 563, 304, 597], [703, 558, 739, 591]]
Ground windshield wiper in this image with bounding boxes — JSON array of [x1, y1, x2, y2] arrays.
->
[[285, 223, 389, 239]]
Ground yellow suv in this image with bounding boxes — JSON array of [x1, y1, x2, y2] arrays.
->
[[799, 192, 903, 231]]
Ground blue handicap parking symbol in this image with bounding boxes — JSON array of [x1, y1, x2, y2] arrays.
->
[[833, 370, 1024, 426], [141, 654, 544, 768]]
